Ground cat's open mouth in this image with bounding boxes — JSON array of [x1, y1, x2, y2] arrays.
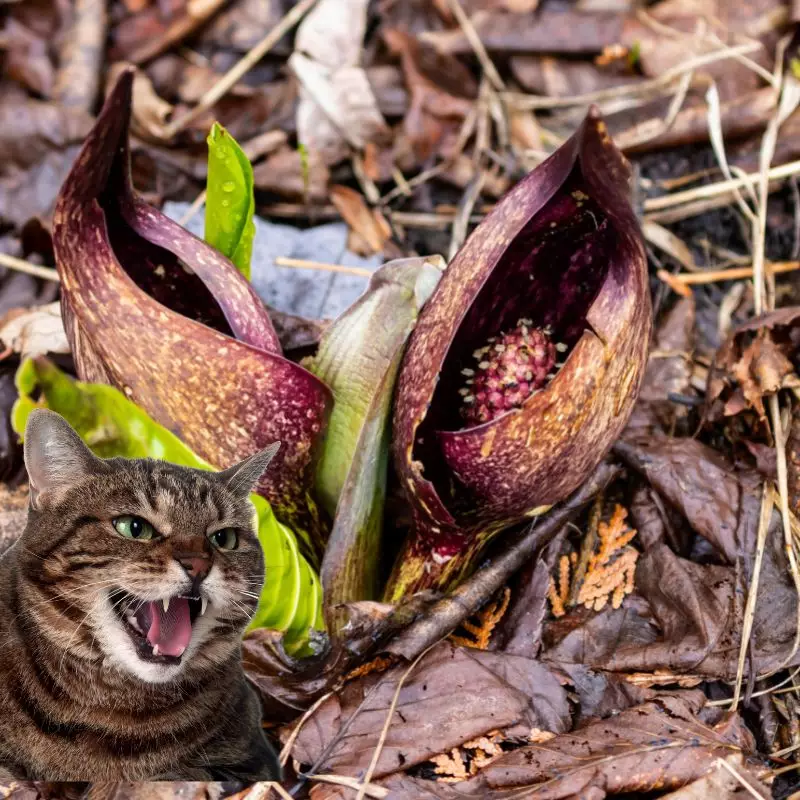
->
[[109, 589, 207, 664]]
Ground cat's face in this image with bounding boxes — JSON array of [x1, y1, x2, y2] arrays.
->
[[18, 410, 278, 684]]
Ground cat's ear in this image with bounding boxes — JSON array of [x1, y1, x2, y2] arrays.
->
[[24, 409, 105, 509], [218, 442, 281, 496]]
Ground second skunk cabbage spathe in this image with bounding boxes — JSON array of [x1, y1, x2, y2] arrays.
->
[[387, 108, 652, 600], [52, 68, 332, 562]]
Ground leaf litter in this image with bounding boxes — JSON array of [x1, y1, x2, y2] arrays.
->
[[6, 0, 800, 798]]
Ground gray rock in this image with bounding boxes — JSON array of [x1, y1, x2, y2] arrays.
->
[[163, 202, 383, 320]]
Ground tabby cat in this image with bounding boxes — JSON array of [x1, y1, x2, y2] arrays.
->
[[0, 409, 282, 781]]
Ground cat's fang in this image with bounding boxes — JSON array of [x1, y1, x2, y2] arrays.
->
[[200, 597, 207, 616], [162, 597, 170, 613]]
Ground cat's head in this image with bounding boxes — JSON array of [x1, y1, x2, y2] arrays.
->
[[18, 409, 279, 684]]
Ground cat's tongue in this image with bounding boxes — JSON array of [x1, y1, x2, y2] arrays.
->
[[145, 598, 192, 657]]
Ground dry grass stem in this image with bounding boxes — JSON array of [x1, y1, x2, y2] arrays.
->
[[731, 484, 772, 709], [279, 691, 333, 767], [659, 261, 800, 285], [0, 254, 60, 282], [274, 257, 373, 277], [311, 774, 388, 798], [178, 190, 207, 226], [715, 758, 769, 800], [355, 645, 436, 800], [443, 0, 504, 92], [644, 160, 800, 214]]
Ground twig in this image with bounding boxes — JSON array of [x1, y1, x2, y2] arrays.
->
[[658, 261, 800, 285], [274, 257, 373, 277], [0, 254, 60, 282], [355, 645, 436, 800], [386, 463, 621, 661], [53, 0, 107, 112], [732, 484, 772, 709], [715, 758, 768, 800], [163, 0, 319, 138], [242, 783, 292, 800], [312, 774, 387, 798], [643, 159, 800, 213], [179, 190, 207, 226], [769, 394, 800, 670], [442, 0, 504, 92]]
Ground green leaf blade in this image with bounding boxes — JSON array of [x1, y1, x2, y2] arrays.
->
[[205, 122, 256, 280]]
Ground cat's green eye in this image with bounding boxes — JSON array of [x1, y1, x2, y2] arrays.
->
[[113, 515, 156, 541], [209, 528, 238, 551]]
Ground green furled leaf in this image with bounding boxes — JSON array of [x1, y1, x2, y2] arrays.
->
[[12, 358, 323, 654], [205, 123, 256, 280], [308, 256, 444, 623]]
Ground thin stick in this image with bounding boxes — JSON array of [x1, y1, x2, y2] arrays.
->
[[355, 645, 435, 800], [644, 159, 800, 213], [311, 774, 388, 799], [505, 40, 761, 111], [715, 758, 768, 800], [443, 0, 504, 92], [279, 690, 332, 767], [659, 261, 800, 285], [769, 394, 800, 670], [179, 189, 207, 226], [163, 0, 318, 138], [731, 484, 772, 709], [274, 257, 373, 277], [0, 254, 60, 282]]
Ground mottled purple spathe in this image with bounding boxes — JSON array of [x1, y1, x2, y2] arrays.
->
[[387, 108, 652, 598], [53, 68, 332, 561]]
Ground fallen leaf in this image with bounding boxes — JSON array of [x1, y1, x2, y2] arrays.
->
[[418, 7, 628, 55], [0, 86, 92, 228], [510, 55, 641, 97], [625, 295, 696, 438], [252, 145, 330, 202], [383, 28, 476, 162], [281, 642, 569, 780], [108, 63, 174, 141], [0, 302, 69, 358], [476, 692, 759, 797], [0, 16, 55, 96], [329, 185, 392, 256], [706, 306, 800, 422], [660, 753, 771, 799], [290, 0, 390, 165]]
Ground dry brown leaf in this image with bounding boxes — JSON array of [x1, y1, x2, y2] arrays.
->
[[625, 295, 696, 438], [0, 86, 92, 228], [660, 753, 771, 799], [108, 63, 173, 141], [280, 642, 569, 781], [291, 0, 389, 165], [706, 307, 800, 422], [252, 145, 330, 203], [0, 301, 69, 358], [477, 692, 758, 797], [329, 185, 392, 256], [383, 28, 476, 162]]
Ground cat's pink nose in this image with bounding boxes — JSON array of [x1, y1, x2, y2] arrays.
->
[[176, 555, 210, 579]]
